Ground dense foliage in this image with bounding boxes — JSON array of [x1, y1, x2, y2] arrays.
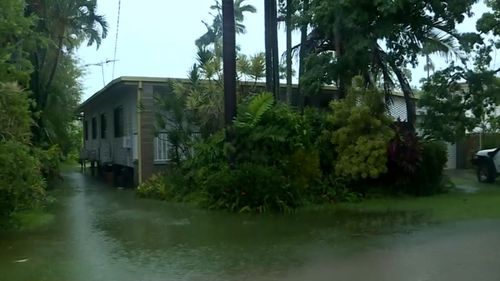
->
[[0, 0, 108, 225], [420, 65, 500, 142], [142, 84, 451, 212], [0, 83, 46, 223], [325, 87, 394, 180], [137, 0, 476, 212]]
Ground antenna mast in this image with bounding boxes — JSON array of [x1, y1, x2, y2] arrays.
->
[[112, 0, 122, 78]]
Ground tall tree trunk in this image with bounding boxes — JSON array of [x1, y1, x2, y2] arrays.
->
[[285, 0, 293, 104], [298, 0, 309, 109], [271, 0, 280, 100], [264, 0, 274, 94], [334, 12, 345, 98], [265, 0, 279, 100], [43, 35, 64, 110], [390, 60, 416, 129], [222, 0, 237, 127]]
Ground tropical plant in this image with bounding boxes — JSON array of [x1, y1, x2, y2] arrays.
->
[[222, 0, 238, 130], [385, 123, 424, 191], [409, 141, 449, 196], [0, 141, 47, 223], [238, 52, 266, 86], [196, 0, 257, 51], [325, 86, 394, 180], [264, 0, 280, 98], [0, 83, 33, 144], [0, 83, 46, 223], [136, 173, 170, 200], [0, 0, 34, 85], [299, 0, 478, 126], [26, 0, 108, 144], [419, 65, 500, 143], [203, 162, 301, 213]]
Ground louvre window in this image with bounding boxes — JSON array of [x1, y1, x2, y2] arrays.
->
[[100, 113, 107, 139], [91, 117, 97, 139], [114, 106, 124, 137], [154, 132, 169, 162], [84, 120, 88, 141]]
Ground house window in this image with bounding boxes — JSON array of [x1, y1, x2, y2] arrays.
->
[[91, 117, 97, 139], [100, 113, 107, 139], [114, 106, 124, 137], [154, 132, 169, 162], [84, 120, 88, 141]]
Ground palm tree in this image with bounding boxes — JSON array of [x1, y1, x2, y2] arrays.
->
[[27, 0, 108, 142], [196, 0, 256, 50], [300, 1, 467, 128], [222, 0, 237, 127], [298, 0, 309, 109], [28, 0, 107, 107], [285, 0, 293, 104], [265, 0, 279, 99], [421, 30, 465, 80]]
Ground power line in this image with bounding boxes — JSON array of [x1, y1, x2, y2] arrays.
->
[[112, 0, 122, 79]]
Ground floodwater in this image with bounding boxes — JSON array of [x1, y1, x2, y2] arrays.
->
[[1, 171, 500, 281]]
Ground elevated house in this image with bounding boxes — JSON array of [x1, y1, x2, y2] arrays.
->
[[78, 77, 171, 185], [78, 76, 456, 186]]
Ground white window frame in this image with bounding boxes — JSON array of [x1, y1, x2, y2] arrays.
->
[[154, 132, 169, 164]]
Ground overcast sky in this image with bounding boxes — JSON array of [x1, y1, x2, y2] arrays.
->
[[77, 0, 493, 101]]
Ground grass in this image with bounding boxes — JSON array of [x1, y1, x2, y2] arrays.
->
[[334, 169, 500, 223], [11, 210, 55, 231], [5, 164, 76, 232]]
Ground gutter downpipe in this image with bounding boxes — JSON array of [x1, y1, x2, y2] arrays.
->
[[137, 81, 143, 184]]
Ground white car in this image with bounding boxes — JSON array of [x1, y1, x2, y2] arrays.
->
[[471, 148, 500, 183]]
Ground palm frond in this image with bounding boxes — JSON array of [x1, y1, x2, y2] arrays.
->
[[235, 92, 274, 128], [422, 28, 466, 63]]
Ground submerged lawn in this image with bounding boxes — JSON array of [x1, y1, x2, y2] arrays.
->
[[10, 168, 500, 234], [333, 169, 500, 223]]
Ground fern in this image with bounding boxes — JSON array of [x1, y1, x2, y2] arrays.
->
[[235, 92, 274, 128]]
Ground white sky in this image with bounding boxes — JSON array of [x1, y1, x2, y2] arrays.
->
[[77, 0, 494, 101]]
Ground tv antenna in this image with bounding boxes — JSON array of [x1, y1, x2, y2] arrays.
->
[[84, 59, 119, 86], [112, 0, 122, 78]]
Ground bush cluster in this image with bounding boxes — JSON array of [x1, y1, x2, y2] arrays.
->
[[139, 88, 450, 212], [385, 126, 449, 195], [0, 83, 49, 223], [137, 173, 170, 200]]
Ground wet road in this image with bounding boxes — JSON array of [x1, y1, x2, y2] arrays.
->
[[1, 171, 500, 281]]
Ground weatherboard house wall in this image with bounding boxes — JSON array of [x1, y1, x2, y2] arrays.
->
[[82, 87, 136, 168], [79, 77, 172, 185]]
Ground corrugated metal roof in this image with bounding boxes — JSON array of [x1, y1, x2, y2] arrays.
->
[[77, 76, 418, 112], [77, 76, 177, 112]]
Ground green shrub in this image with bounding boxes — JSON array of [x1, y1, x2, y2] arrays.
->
[[408, 141, 449, 196], [285, 148, 321, 190], [136, 173, 170, 200], [388, 141, 449, 196], [0, 83, 32, 144], [325, 88, 394, 180], [33, 145, 63, 181], [385, 124, 424, 191], [174, 93, 320, 213], [303, 107, 336, 174], [203, 163, 301, 213], [0, 83, 47, 225], [232, 93, 312, 165], [0, 141, 46, 222], [309, 175, 361, 203]]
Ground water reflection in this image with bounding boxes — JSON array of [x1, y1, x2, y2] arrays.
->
[[1, 171, 499, 281]]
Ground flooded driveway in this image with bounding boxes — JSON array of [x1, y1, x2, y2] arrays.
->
[[1, 171, 500, 281]]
